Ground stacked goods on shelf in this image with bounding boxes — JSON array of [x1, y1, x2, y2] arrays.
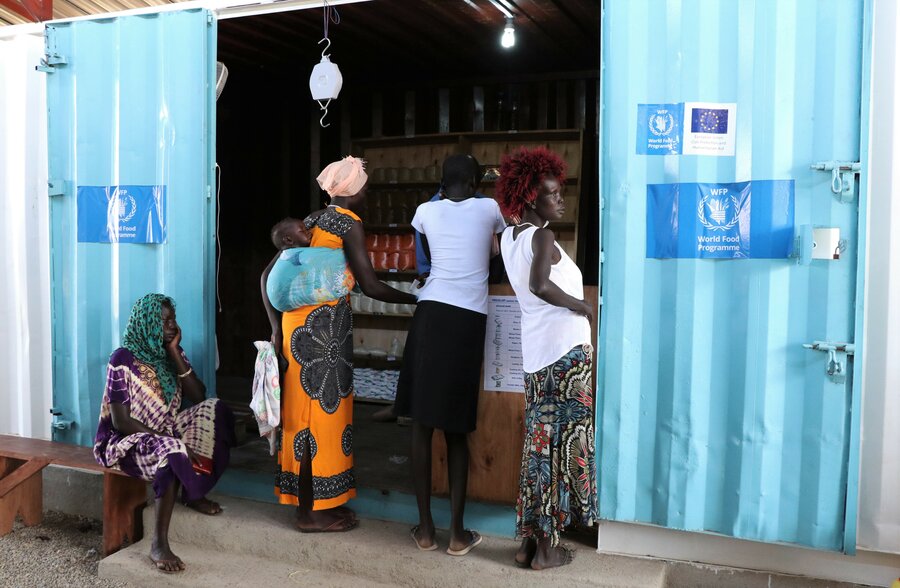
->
[[350, 281, 416, 317], [365, 233, 417, 272], [358, 188, 432, 225]]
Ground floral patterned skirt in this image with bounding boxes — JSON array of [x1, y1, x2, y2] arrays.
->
[[516, 344, 597, 546], [275, 297, 356, 510]]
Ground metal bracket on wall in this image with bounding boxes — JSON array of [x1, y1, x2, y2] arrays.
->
[[802, 341, 855, 384], [49, 408, 73, 430], [810, 161, 861, 203], [36, 53, 67, 74], [48, 179, 66, 197]]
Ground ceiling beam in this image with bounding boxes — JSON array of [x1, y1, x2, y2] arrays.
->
[[0, 0, 51, 21]]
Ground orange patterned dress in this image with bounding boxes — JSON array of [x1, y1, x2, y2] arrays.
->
[[275, 206, 358, 509]]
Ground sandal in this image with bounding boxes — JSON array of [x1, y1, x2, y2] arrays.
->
[[410, 525, 438, 551], [446, 530, 482, 556], [295, 516, 359, 534]]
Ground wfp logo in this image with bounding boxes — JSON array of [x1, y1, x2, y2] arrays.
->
[[115, 192, 137, 223], [648, 111, 674, 137], [698, 194, 741, 231]]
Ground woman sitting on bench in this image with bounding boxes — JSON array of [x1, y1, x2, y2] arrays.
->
[[93, 293, 234, 573]]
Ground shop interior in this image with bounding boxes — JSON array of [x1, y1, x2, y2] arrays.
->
[[213, 0, 601, 503]]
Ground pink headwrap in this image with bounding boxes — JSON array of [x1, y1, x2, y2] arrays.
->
[[316, 156, 368, 197]]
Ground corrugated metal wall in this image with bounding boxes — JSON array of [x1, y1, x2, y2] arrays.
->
[[859, 0, 900, 556], [598, 0, 864, 551], [0, 31, 52, 440], [45, 9, 217, 446]]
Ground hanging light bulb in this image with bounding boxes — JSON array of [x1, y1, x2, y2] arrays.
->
[[500, 17, 515, 49]]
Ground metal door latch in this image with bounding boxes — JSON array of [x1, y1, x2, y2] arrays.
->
[[49, 408, 73, 430], [36, 53, 67, 74], [802, 341, 855, 383], [810, 161, 861, 203]]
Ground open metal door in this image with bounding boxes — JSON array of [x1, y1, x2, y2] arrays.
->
[[598, 0, 866, 552], [45, 9, 217, 446]]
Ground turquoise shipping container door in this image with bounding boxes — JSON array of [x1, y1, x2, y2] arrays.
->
[[598, 0, 867, 552], [45, 9, 218, 446]]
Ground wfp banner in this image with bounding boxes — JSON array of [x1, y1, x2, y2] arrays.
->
[[646, 180, 794, 259], [77, 185, 167, 244]]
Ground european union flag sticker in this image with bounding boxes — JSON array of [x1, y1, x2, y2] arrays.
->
[[682, 102, 736, 156], [690, 108, 728, 134]]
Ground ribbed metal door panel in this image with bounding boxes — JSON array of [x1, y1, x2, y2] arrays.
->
[[598, 0, 865, 552]]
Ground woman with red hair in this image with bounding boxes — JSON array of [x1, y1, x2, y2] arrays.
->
[[497, 146, 597, 570]]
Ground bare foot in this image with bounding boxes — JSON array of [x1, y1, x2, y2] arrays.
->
[[333, 505, 357, 521], [149, 543, 185, 573], [184, 497, 222, 515], [515, 537, 536, 567], [530, 543, 574, 571]]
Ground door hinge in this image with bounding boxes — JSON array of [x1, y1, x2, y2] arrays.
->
[[810, 161, 861, 203], [803, 341, 855, 384], [36, 53, 68, 74], [49, 408, 73, 430], [48, 179, 66, 197]]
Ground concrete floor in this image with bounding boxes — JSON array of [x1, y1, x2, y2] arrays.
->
[[97, 494, 874, 588]]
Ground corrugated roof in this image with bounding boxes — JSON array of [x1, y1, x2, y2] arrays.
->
[[0, 0, 182, 26]]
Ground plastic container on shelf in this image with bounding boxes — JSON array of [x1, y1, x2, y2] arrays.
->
[[399, 234, 415, 250], [373, 251, 389, 270], [385, 252, 400, 271], [398, 251, 415, 271]]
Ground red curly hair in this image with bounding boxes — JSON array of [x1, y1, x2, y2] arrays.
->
[[495, 146, 567, 222]]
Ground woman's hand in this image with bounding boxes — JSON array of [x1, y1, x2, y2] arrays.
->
[[165, 326, 182, 357], [575, 300, 594, 324], [271, 327, 283, 350], [185, 446, 202, 467]]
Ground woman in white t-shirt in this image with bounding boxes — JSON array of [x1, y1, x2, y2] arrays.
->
[[496, 146, 597, 571], [394, 155, 506, 557]]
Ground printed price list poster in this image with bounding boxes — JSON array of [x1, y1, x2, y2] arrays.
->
[[483, 296, 525, 393]]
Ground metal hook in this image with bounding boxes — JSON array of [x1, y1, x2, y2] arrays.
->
[[318, 99, 332, 128], [318, 37, 331, 60]]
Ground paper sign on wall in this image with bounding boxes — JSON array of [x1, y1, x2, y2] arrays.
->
[[637, 101, 737, 156], [682, 102, 737, 156], [646, 180, 794, 259], [77, 185, 167, 244], [483, 296, 525, 393]]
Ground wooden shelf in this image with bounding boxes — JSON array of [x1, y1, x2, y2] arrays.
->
[[353, 355, 403, 370], [352, 129, 583, 148], [353, 311, 414, 319], [374, 270, 418, 279], [368, 182, 436, 190], [364, 224, 415, 232]]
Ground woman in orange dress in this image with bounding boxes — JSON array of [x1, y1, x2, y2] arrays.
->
[[262, 156, 417, 532]]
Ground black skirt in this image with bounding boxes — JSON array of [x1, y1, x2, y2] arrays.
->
[[394, 301, 487, 433]]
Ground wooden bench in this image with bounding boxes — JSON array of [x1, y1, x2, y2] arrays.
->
[[0, 434, 147, 556]]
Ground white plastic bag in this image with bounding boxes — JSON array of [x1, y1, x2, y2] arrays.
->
[[250, 341, 281, 455]]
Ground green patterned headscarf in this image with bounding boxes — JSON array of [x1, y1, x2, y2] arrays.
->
[[122, 293, 177, 402]]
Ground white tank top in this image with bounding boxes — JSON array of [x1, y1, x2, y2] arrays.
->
[[500, 225, 592, 373]]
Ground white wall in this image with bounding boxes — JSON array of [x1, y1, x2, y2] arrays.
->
[[0, 31, 52, 440], [858, 0, 900, 557]]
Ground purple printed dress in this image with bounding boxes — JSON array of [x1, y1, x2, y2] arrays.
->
[[93, 348, 233, 500]]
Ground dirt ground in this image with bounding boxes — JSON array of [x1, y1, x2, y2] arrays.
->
[[0, 511, 129, 588]]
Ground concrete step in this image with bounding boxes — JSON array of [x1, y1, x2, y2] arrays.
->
[[99, 494, 667, 588]]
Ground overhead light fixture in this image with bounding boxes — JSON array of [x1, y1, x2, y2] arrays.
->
[[500, 17, 515, 49]]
